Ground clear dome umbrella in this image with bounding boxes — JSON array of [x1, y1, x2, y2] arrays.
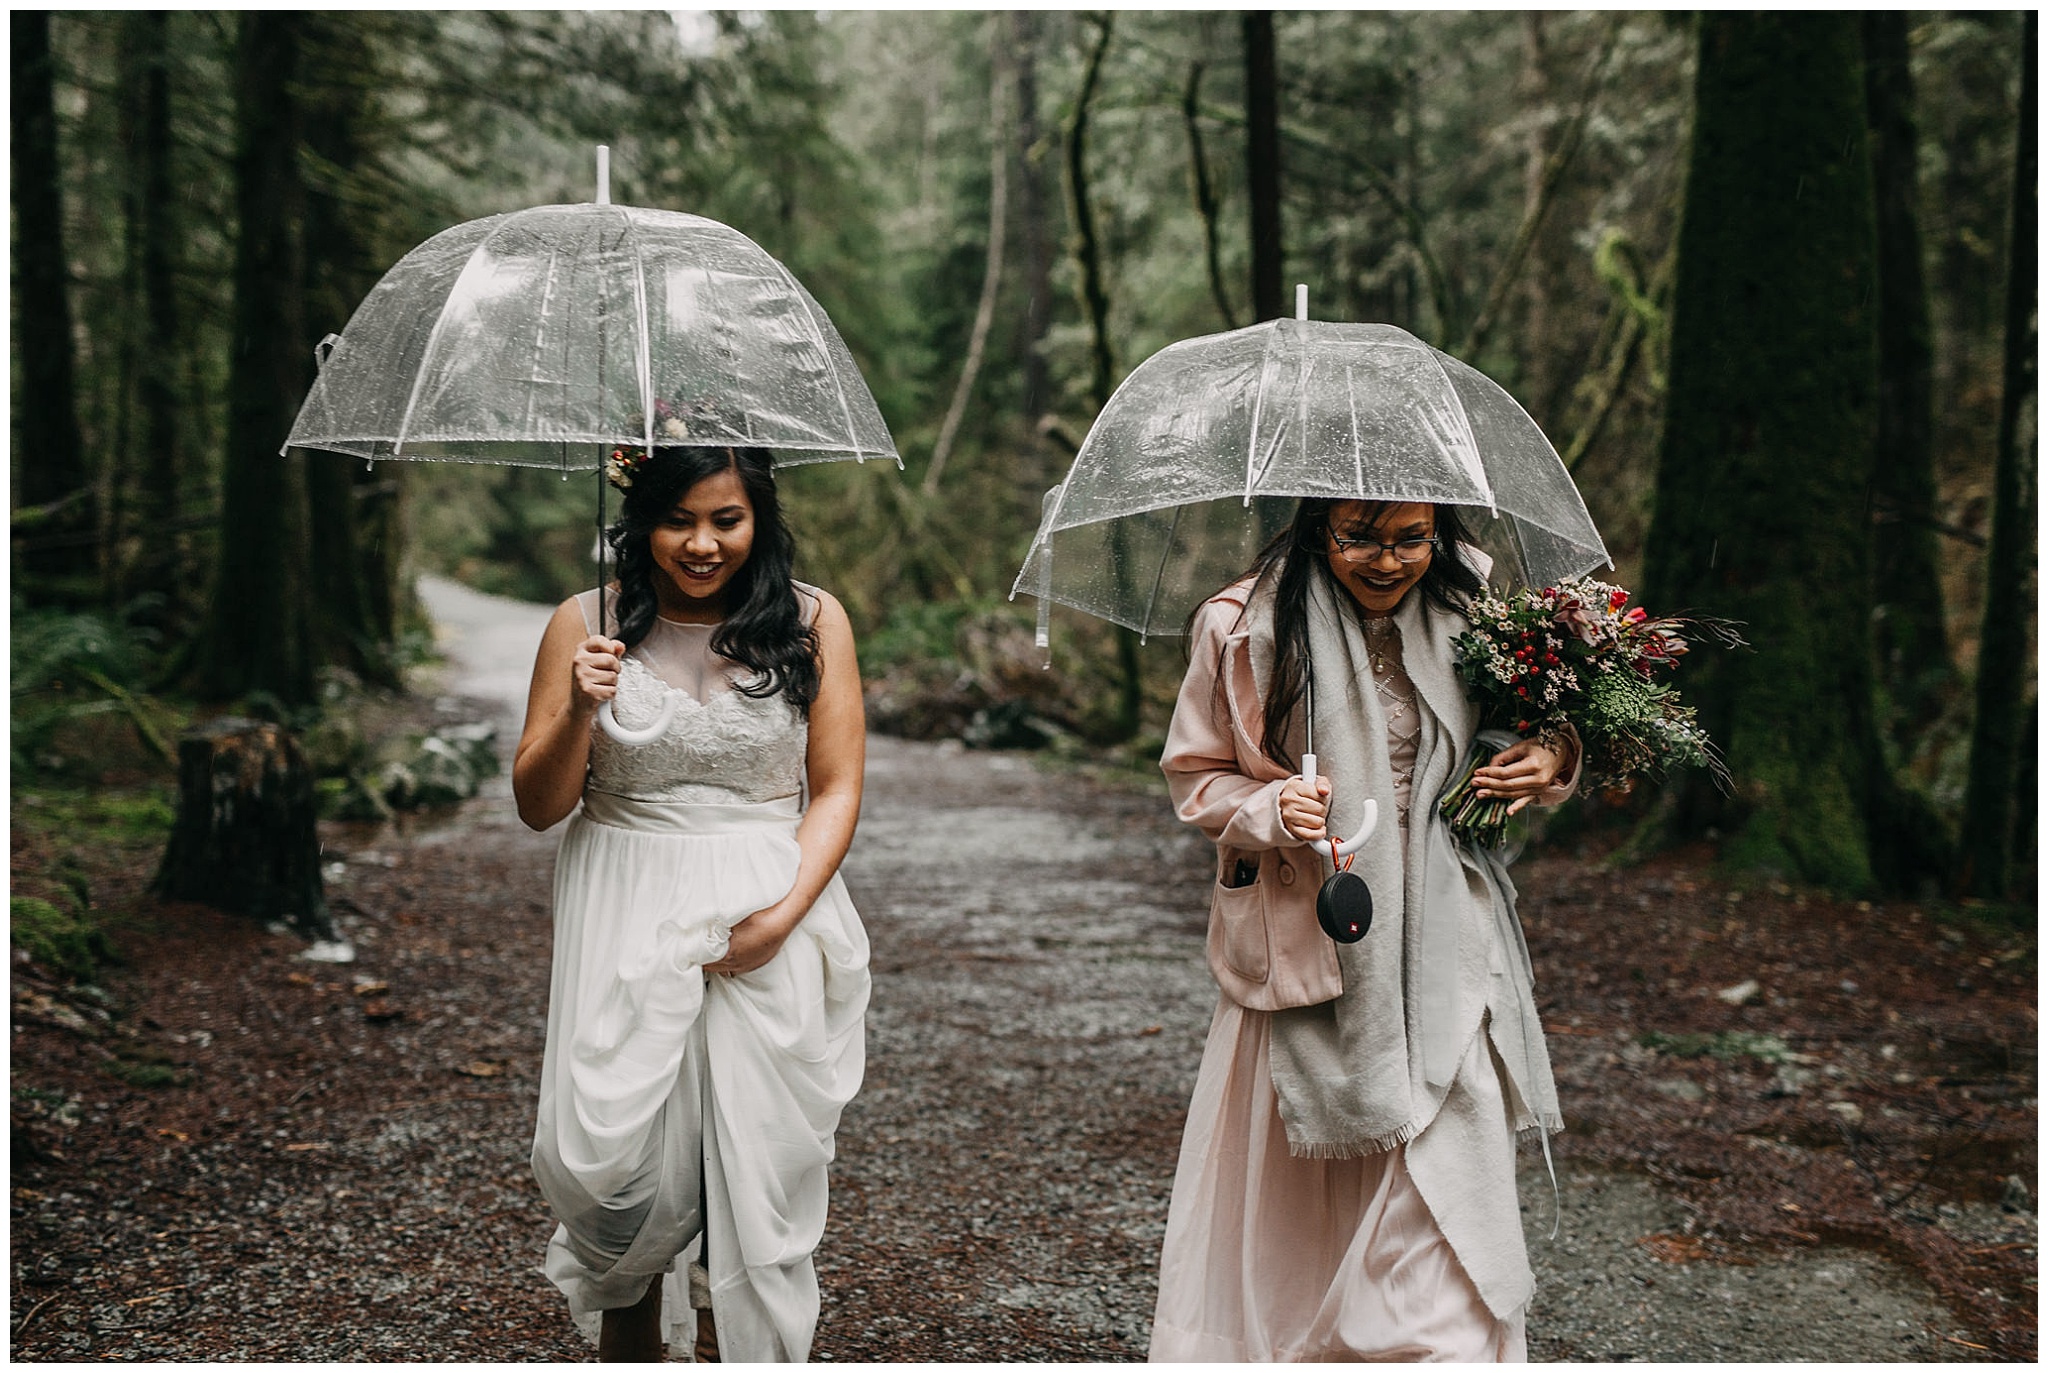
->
[[284, 148, 900, 742], [1010, 288, 1610, 859], [1013, 291, 1607, 647]]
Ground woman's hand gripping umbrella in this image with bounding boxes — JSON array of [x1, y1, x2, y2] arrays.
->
[[281, 146, 900, 745], [1012, 286, 1608, 941]]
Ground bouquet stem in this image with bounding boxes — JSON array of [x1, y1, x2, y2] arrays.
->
[[1439, 730, 1520, 850]]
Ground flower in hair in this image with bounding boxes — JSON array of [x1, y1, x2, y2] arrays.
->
[[605, 445, 649, 490], [606, 398, 740, 488]]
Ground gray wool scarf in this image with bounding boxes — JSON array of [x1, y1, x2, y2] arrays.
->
[[1253, 568, 1562, 1159]]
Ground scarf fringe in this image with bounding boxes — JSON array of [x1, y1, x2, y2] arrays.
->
[[1286, 1110, 1561, 1163], [1285, 1117, 1424, 1161]]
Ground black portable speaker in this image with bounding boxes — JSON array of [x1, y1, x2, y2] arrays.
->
[[1315, 870, 1373, 943]]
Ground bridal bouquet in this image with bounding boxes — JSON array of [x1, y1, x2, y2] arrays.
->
[[1437, 578, 1741, 848]]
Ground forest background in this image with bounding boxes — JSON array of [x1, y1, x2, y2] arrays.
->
[[9, 8, 2037, 905]]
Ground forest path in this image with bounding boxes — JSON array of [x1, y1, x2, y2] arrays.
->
[[414, 576, 1968, 1363], [7, 579, 1988, 1362]]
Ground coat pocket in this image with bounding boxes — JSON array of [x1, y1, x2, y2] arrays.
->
[[1208, 876, 1271, 984]]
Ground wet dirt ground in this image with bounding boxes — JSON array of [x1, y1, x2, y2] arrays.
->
[[10, 577, 2030, 1361]]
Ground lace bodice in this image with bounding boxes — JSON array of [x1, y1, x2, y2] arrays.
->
[[1362, 617, 1423, 830], [577, 588, 811, 806]]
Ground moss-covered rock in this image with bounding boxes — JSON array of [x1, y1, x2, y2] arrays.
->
[[10, 894, 112, 983]]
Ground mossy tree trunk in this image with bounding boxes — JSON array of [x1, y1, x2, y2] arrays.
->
[[1958, 12, 2037, 899], [192, 13, 316, 704], [1243, 10, 1284, 324], [301, 14, 400, 689], [11, 12, 96, 593], [118, 10, 192, 623], [1643, 13, 1928, 893], [1861, 11, 1952, 737]]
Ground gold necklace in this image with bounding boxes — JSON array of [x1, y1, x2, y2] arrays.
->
[[1362, 616, 1398, 676]]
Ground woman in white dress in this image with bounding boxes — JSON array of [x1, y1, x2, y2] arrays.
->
[[1149, 499, 1577, 1362], [514, 445, 869, 1362]]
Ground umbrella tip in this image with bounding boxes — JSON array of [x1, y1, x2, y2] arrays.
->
[[596, 145, 611, 206], [1295, 284, 1308, 321]]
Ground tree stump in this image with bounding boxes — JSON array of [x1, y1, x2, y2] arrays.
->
[[155, 718, 336, 941]]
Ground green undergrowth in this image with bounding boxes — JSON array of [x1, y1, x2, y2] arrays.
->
[[99, 1055, 190, 1089], [1921, 896, 2039, 952], [13, 787, 177, 842], [10, 895, 115, 983]]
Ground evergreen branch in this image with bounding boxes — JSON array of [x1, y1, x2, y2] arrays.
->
[[1458, 17, 1622, 359]]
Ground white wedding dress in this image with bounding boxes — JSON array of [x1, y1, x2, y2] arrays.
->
[[531, 586, 870, 1362]]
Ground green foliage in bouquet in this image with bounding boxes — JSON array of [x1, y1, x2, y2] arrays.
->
[[1438, 577, 1744, 848], [1576, 661, 1721, 789]]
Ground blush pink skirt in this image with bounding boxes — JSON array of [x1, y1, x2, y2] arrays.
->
[[1148, 1000, 1525, 1363]]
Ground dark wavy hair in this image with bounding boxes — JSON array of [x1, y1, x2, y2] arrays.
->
[[605, 446, 821, 717], [1227, 499, 1484, 770]]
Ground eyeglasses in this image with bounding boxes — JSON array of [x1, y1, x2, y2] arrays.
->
[[1329, 533, 1439, 564]]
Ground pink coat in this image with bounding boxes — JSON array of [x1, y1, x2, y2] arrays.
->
[[1162, 578, 1577, 1012], [1161, 580, 1346, 1011]]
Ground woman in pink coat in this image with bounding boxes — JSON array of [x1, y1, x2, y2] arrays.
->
[[1148, 496, 1578, 1362]]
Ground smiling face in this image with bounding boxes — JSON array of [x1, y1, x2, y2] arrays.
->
[[647, 463, 755, 619], [1323, 500, 1437, 615]]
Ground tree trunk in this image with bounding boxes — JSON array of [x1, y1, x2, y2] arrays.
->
[[1861, 11, 1952, 732], [300, 14, 401, 687], [10, 12, 96, 591], [1067, 12, 1117, 413], [1064, 13, 1142, 740], [1959, 12, 2037, 899], [1243, 11, 1284, 322], [925, 15, 1011, 497], [352, 465, 406, 649], [1012, 10, 1054, 431], [192, 12, 315, 704], [155, 718, 334, 941], [113, 11, 190, 620], [1643, 13, 1922, 893], [1184, 60, 1240, 330]]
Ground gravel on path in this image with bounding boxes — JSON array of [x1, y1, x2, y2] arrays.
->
[[9, 577, 2015, 1362]]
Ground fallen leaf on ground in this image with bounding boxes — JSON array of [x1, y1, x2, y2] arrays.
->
[[1639, 1233, 1709, 1263]]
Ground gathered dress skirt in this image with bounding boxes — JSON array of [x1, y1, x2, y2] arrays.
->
[[1148, 999, 1525, 1362], [531, 791, 870, 1361]]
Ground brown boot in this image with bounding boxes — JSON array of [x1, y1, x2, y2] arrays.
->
[[692, 1308, 719, 1364], [689, 1265, 718, 1363], [597, 1276, 663, 1363]]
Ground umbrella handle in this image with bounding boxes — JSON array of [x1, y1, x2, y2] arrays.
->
[[596, 698, 678, 746], [1299, 752, 1375, 859]]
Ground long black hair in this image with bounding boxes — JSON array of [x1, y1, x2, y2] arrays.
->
[[1228, 499, 1484, 771], [606, 446, 822, 716]]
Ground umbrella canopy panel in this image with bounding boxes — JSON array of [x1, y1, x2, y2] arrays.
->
[[1014, 319, 1609, 637], [1049, 321, 1499, 517], [1015, 492, 1576, 640], [284, 204, 898, 468]]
